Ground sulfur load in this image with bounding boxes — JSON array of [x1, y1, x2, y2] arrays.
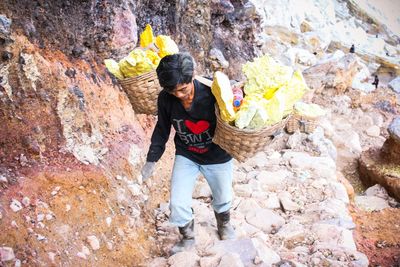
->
[[228, 54, 310, 130], [211, 71, 236, 122], [104, 24, 179, 80]]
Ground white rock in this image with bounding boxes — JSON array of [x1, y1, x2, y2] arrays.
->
[[76, 252, 87, 259], [251, 238, 280, 266], [106, 217, 112, 227], [48, 252, 56, 264], [328, 182, 350, 204], [0, 175, 8, 183], [388, 76, 400, 94], [106, 242, 113, 251], [66, 204, 71, 212], [257, 169, 290, 186], [263, 193, 281, 209], [127, 183, 141, 196], [168, 251, 199, 267], [218, 252, 244, 267], [46, 214, 53, 221], [365, 125, 380, 137], [0, 247, 15, 261], [21, 197, 30, 207], [236, 199, 262, 215], [234, 184, 253, 197], [365, 184, 389, 199], [82, 245, 90, 255], [246, 209, 285, 233], [278, 191, 300, 211], [10, 199, 23, 212], [37, 214, 45, 222], [355, 196, 390, 211], [15, 259, 21, 267], [86, 235, 100, 250]]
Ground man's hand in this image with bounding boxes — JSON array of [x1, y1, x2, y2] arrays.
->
[[141, 161, 156, 181]]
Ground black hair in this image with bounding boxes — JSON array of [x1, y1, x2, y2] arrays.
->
[[156, 52, 194, 92]]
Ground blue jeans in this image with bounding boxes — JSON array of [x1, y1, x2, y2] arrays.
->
[[169, 155, 233, 227]]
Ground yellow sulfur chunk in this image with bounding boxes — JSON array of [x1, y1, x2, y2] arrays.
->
[[155, 35, 179, 58], [211, 71, 236, 123], [119, 49, 154, 78], [104, 59, 124, 80], [234, 98, 258, 129], [273, 70, 309, 116], [242, 55, 293, 98], [145, 49, 161, 67], [140, 24, 155, 48]]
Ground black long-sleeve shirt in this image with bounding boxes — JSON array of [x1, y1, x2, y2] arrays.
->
[[146, 79, 232, 165]]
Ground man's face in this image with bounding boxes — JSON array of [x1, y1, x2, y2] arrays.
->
[[170, 81, 194, 101]]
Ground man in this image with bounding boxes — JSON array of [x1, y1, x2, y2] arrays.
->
[[141, 52, 235, 253]]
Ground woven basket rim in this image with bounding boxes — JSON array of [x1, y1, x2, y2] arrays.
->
[[214, 104, 289, 135], [119, 70, 158, 85]]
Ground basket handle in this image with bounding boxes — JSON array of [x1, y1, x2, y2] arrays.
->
[[195, 75, 213, 87]]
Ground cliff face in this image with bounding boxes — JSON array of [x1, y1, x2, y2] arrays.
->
[[0, 1, 261, 264]]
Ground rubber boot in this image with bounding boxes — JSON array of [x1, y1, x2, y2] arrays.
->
[[214, 210, 236, 240], [170, 219, 195, 254]]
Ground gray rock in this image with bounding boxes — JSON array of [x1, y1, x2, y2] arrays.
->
[[388, 117, 400, 143], [354, 196, 390, 211], [388, 76, 400, 94], [365, 184, 389, 199], [0, 15, 11, 38]]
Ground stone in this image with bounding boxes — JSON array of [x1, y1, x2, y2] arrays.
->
[[209, 239, 257, 266], [388, 117, 400, 143], [365, 125, 380, 137], [86, 235, 100, 250], [245, 209, 285, 233], [0, 15, 11, 39], [234, 184, 253, 197], [0, 247, 15, 261], [365, 184, 389, 199], [257, 169, 290, 189], [354, 196, 390, 211], [168, 251, 199, 267], [149, 257, 168, 267], [10, 199, 23, 212], [21, 197, 30, 207], [263, 193, 281, 209], [251, 238, 280, 265], [336, 171, 355, 200], [388, 76, 400, 94], [236, 198, 262, 215], [328, 181, 350, 204], [209, 48, 229, 69], [278, 191, 300, 211], [0, 175, 7, 183], [217, 252, 244, 267]]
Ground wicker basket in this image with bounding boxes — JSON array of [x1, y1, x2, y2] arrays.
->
[[286, 114, 318, 134], [213, 105, 290, 162], [118, 70, 162, 115]]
